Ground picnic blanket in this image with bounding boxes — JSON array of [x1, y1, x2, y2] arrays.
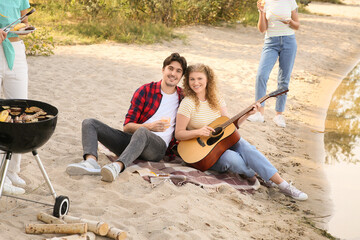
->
[[99, 145, 260, 193]]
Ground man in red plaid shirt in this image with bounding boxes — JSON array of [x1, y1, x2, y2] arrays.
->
[[66, 53, 187, 182]]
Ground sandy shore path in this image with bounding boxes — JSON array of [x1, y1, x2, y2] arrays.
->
[[1, 1, 359, 239]]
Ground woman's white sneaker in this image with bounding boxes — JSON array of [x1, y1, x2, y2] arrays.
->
[[273, 114, 286, 128], [280, 183, 308, 201], [247, 112, 264, 123], [3, 182, 25, 195], [7, 172, 26, 187]]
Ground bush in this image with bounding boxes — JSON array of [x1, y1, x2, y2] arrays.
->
[[23, 28, 55, 56], [125, 0, 256, 26], [28, 0, 260, 45]]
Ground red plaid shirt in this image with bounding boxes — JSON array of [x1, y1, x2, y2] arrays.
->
[[124, 80, 183, 158]]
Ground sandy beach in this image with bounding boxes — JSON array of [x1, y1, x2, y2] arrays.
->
[[1, 1, 360, 239]]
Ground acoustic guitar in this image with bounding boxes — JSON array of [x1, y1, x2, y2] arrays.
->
[[177, 88, 289, 171]]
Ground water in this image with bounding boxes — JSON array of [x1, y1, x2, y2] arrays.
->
[[324, 62, 360, 240]]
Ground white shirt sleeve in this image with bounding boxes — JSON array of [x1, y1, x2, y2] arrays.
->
[[291, 0, 298, 11]]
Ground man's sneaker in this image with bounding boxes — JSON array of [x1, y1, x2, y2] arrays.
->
[[7, 172, 26, 187], [3, 182, 25, 195], [273, 114, 286, 128], [101, 162, 121, 182], [247, 112, 264, 123], [280, 183, 308, 201], [66, 159, 101, 176]]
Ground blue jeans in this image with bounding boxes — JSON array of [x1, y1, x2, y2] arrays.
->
[[210, 138, 278, 181], [255, 35, 297, 112]]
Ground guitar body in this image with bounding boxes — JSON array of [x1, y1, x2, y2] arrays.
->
[[177, 116, 240, 171]]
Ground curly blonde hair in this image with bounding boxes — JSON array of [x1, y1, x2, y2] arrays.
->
[[183, 63, 220, 111]]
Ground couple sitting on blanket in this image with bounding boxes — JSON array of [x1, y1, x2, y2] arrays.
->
[[66, 53, 308, 201]]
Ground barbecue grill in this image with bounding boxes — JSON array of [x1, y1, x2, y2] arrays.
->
[[0, 99, 70, 217]]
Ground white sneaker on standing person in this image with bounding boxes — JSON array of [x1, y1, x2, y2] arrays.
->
[[273, 114, 286, 128], [247, 111, 264, 123], [3, 176, 25, 195]]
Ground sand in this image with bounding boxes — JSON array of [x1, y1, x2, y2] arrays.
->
[[1, 1, 360, 239]]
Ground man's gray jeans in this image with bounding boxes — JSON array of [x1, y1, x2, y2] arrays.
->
[[82, 118, 167, 168]]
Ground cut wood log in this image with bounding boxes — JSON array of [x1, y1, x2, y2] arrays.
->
[[62, 215, 109, 236], [25, 223, 87, 235], [37, 212, 66, 224], [86, 232, 96, 240], [106, 227, 127, 240], [43, 233, 87, 240]]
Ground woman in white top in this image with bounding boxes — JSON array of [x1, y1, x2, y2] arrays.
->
[[248, 0, 300, 128], [175, 63, 307, 201]]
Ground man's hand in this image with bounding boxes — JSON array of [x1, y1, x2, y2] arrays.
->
[[149, 120, 170, 132], [0, 29, 7, 43]]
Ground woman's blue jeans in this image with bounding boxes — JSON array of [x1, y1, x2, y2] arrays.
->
[[255, 34, 297, 112], [210, 138, 278, 181]]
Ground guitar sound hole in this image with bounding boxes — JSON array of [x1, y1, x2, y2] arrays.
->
[[207, 132, 224, 146], [212, 127, 223, 136]]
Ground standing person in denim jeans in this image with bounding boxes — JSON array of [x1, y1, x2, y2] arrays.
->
[[247, 0, 300, 128], [66, 53, 187, 183]]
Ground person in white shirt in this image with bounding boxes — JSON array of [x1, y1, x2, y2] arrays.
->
[[248, 0, 300, 128]]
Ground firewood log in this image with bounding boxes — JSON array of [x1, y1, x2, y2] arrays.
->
[[62, 215, 109, 236], [37, 212, 66, 224], [25, 223, 87, 234], [85, 232, 96, 240], [106, 227, 127, 240]]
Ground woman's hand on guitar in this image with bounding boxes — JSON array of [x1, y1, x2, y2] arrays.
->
[[196, 126, 215, 137], [248, 103, 262, 116]]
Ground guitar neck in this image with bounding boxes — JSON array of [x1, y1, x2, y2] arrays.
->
[[222, 94, 271, 128]]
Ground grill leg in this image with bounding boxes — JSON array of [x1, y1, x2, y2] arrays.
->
[[32, 150, 57, 200], [0, 152, 12, 198]]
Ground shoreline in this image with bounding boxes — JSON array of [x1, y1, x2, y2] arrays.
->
[[1, 1, 360, 239], [298, 0, 360, 232]]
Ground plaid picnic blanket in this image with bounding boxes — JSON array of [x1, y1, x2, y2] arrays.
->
[[100, 145, 260, 193]]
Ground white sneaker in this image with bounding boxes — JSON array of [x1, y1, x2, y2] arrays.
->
[[101, 162, 121, 182], [7, 172, 26, 187], [66, 159, 101, 176], [273, 114, 286, 128], [280, 183, 308, 201], [247, 112, 264, 123], [5, 176, 12, 185], [3, 182, 25, 195]]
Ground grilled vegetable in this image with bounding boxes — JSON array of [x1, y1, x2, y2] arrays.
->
[[0, 110, 9, 122]]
